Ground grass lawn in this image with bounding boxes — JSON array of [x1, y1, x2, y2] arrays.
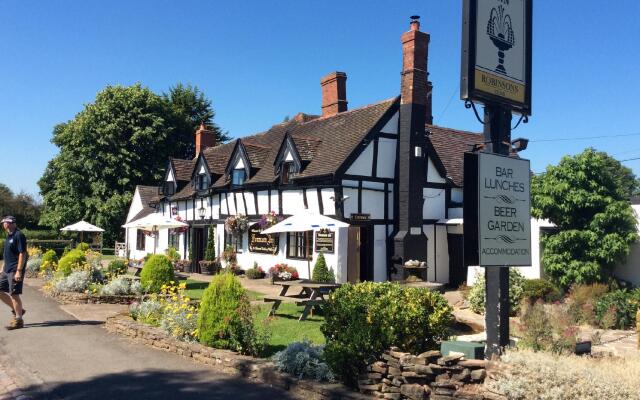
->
[[256, 302, 325, 356]]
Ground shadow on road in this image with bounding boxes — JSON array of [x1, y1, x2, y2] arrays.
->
[[23, 369, 297, 400], [23, 319, 103, 329]]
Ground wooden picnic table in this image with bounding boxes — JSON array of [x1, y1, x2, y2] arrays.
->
[[263, 280, 340, 321]]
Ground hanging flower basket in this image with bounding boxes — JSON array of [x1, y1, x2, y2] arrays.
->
[[224, 214, 249, 236], [171, 216, 189, 234], [258, 211, 283, 229]]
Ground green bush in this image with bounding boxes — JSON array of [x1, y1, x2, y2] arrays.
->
[[246, 262, 265, 279], [566, 283, 609, 325], [594, 289, 640, 330], [204, 225, 216, 261], [21, 229, 60, 240], [468, 269, 525, 315], [140, 255, 175, 293], [57, 249, 87, 277], [312, 252, 335, 283], [197, 273, 267, 356], [522, 279, 563, 303], [107, 260, 128, 277], [75, 242, 90, 252], [321, 282, 452, 386], [40, 249, 59, 273], [164, 247, 180, 263]]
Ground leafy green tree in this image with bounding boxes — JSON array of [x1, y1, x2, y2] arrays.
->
[[0, 183, 42, 230], [39, 83, 225, 244], [532, 148, 638, 288], [312, 252, 335, 283]]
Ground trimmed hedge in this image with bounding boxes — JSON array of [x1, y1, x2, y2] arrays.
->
[[522, 279, 563, 303], [57, 249, 86, 277], [321, 282, 453, 386], [312, 252, 335, 283], [140, 255, 175, 293]]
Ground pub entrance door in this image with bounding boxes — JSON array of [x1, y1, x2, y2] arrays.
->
[[347, 225, 374, 283], [192, 227, 206, 273]]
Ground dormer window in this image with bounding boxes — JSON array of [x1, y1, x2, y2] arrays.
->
[[232, 169, 246, 186], [196, 173, 209, 191], [163, 182, 175, 196], [281, 162, 297, 184]]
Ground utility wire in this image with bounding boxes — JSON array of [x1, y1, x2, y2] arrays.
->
[[619, 156, 640, 162], [529, 132, 640, 143]]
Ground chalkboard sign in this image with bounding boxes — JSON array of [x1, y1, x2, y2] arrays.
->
[[248, 224, 279, 254], [314, 229, 335, 253]]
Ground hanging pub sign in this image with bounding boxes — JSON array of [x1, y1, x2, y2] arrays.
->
[[463, 152, 531, 267], [461, 0, 532, 115], [248, 223, 279, 255], [314, 229, 335, 253]]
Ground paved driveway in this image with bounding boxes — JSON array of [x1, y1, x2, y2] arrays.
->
[[0, 281, 297, 400]]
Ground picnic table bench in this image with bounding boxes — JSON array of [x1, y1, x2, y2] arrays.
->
[[263, 280, 340, 321]]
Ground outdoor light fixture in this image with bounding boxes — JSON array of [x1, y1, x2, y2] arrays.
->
[[511, 137, 529, 152], [198, 206, 206, 220]]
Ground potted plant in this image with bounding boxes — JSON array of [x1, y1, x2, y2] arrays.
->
[[268, 263, 299, 283], [199, 226, 219, 275]]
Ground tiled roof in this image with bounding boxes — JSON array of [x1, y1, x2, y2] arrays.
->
[[171, 158, 195, 181], [426, 125, 483, 187], [129, 185, 160, 222]]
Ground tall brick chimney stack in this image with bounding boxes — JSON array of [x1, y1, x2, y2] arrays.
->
[[320, 71, 348, 117], [393, 16, 430, 281], [400, 16, 433, 124], [195, 122, 217, 157]]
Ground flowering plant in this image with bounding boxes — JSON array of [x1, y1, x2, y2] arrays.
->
[[258, 211, 283, 229], [171, 215, 189, 234], [268, 264, 299, 281], [224, 214, 249, 235]]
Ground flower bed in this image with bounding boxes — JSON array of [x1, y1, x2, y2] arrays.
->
[[44, 291, 140, 305], [269, 264, 299, 282]]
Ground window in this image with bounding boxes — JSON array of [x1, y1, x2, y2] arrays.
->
[[163, 182, 175, 195], [281, 162, 297, 184], [136, 230, 146, 251], [168, 231, 180, 250], [232, 169, 246, 186], [196, 173, 209, 191], [225, 231, 243, 253], [287, 231, 312, 259]]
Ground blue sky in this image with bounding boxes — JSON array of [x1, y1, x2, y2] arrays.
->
[[1, 1, 639, 198]]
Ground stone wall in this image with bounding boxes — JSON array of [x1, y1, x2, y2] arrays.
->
[[359, 347, 491, 400], [45, 291, 140, 305], [105, 314, 370, 400]]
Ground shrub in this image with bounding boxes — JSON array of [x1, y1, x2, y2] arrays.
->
[[594, 289, 640, 329], [27, 246, 43, 258], [57, 249, 87, 277], [246, 262, 266, 279], [129, 299, 164, 327], [100, 276, 142, 296], [269, 263, 299, 281], [486, 349, 640, 399], [106, 260, 127, 278], [312, 252, 335, 283], [273, 340, 334, 381], [52, 270, 92, 293], [26, 256, 43, 277], [566, 283, 609, 325], [515, 301, 578, 354], [164, 247, 181, 263], [468, 269, 525, 315], [41, 249, 58, 267], [76, 242, 90, 252], [140, 255, 175, 293], [197, 273, 267, 356], [522, 279, 563, 303], [159, 284, 198, 342], [322, 282, 452, 386], [204, 225, 216, 261]]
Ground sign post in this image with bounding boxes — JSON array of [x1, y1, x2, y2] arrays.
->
[[461, 0, 532, 359]]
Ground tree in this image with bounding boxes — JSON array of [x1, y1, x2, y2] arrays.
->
[[163, 83, 229, 159], [532, 148, 638, 288], [0, 183, 42, 230], [39, 83, 225, 244]]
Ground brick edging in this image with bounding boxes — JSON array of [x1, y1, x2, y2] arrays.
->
[[43, 290, 140, 305], [105, 314, 369, 400]]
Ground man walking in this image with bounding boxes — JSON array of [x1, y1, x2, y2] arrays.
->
[[1, 216, 27, 330]]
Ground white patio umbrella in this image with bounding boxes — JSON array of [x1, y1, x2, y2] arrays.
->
[[262, 211, 349, 278], [122, 213, 188, 254], [60, 220, 104, 243]]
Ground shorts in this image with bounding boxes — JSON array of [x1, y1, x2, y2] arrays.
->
[[0, 271, 23, 295]]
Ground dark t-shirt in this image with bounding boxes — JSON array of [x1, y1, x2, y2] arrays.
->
[[3, 229, 28, 273]]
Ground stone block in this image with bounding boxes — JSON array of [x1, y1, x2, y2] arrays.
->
[[414, 364, 434, 375], [470, 369, 486, 382], [452, 368, 471, 383], [389, 350, 409, 359], [400, 384, 428, 400], [381, 383, 401, 393], [437, 354, 463, 366], [388, 366, 402, 376], [417, 350, 441, 362], [458, 359, 487, 369], [383, 393, 401, 400], [371, 361, 388, 374]]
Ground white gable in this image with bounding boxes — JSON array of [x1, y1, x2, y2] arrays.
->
[[199, 164, 206, 174], [235, 158, 245, 169], [346, 142, 374, 176], [380, 111, 399, 135], [427, 157, 446, 183], [284, 150, 294, 162], [166, 169, 175, 182]]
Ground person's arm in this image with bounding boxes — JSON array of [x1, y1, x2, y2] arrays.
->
[[14, 233, 27, 282]]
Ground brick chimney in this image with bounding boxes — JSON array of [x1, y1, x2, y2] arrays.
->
[[320, 71, 348, 117], [195, 122, 217, 157], [392, 16, 430, 281], [400, 16, 433, 123]]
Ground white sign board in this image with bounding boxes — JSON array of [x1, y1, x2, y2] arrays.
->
[[478, 152, 531, 266]]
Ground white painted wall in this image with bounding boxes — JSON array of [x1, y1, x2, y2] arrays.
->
[[343, 188, 359, 216], [321, 188, 336, 215], [423, 188, 446, 220], [282, 190, 305, 215], [245, 192, 256, 215], [346, 142, 374, 176], [306, 189, 320, 213], [125, 189, 143, 223], [451, 188, 463, 203], [257, 191, 269, 215], [376, 138, 397, 179], [422, 224, 450, 284], [613, 205, 640, 286], [361, 190, 385, 219], [269, 190, 280, 213], [380, 111, 398, 134], [427, 157, 446, 183]]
